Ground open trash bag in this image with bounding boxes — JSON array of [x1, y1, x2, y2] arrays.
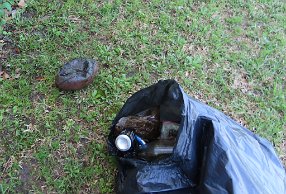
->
[[108, 80, 286, 194]]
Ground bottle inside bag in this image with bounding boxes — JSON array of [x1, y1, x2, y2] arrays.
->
[[113, 107, 180, 160], [138, 139, 175, 161]]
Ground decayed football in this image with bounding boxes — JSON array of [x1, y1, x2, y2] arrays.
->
[[55, 58, 99, 90]]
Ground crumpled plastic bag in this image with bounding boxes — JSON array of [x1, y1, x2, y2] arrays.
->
[[108, 79, 286, 194]]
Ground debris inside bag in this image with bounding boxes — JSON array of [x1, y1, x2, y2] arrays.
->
[[114, 107, 161, 141], [137, 139, 176, 161], [115, 129, 136, 152], [108, 80, 286, 194], [113, 107, 180, 161], [160, 121, 180, 140]]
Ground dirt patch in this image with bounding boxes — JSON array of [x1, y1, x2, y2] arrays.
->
[[16, 157, 51, 193], [2, 156, 15, 173], [78, 184, 101, 194], [21, 8, 36, 20], [0, 35, 20, 64], [182, 43, 209, 58], [30, 92, 45, 108], [17, 162, 33, 193], [279, 136, 286, 167], [231, 68, 253, 94]]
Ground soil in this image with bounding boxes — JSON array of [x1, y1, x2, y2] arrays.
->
[[0, 24, 20, 73]]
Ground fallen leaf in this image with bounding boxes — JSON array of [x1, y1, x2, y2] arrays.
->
[[35, 76, 45, 81], [15, 68, 20, 73], [68, 15, 81, 23], [15, 70, 21, 79], [2, 71, 10, 79], [18, 0, 26, 8], [3, 156, 15, 172], [5, 16, 12, 21], [13, 47, 20, 54], [23, 123, 36, 132], [232, 69, 252, 94]]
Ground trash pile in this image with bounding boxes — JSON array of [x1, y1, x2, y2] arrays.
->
[[113, 107, 180, 161], [108, 80, 286, 194]]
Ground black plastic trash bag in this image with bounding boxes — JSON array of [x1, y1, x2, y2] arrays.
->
[[108, 80, 286, 194]]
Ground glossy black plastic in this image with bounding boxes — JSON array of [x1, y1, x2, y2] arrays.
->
[[108, 80, 286, 194]]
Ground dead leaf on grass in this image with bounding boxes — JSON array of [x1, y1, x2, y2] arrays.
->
[[35, 76, 45, 81], [0, 71, 11, 79], [232, 69, 252, 94], [15, 73, 20, 79], [279, 137, 286, 167], [68, 15, 81, 23], [13, 47, 21, 54], [23, 123, 37, 133], [3, 156, 15, 172], [15, 68, 21, 79], [18, 0, 26, 8]]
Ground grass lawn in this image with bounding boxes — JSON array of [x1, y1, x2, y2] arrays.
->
[[0, 0, 285, 193]]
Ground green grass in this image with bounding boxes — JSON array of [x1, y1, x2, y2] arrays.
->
[[1, 0, 285, 193]]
